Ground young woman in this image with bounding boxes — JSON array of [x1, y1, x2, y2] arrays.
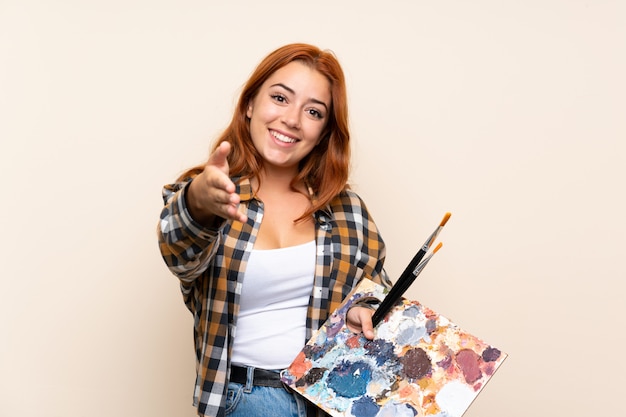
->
[[157, 43, 392, 417]]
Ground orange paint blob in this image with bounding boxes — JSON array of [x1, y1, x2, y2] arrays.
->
[[288, 351, 312, 379]]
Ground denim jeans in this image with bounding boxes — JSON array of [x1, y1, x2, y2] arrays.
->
[[225, 368, 310, 417]]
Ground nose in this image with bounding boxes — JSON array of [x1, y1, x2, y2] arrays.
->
[[281, 105, 301, 130]]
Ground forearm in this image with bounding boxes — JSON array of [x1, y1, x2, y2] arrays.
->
[[158, 181, 222, 282]]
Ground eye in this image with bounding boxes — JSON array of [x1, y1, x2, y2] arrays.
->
[[271, 93, 287, 103], [307, 108, 324, 120]]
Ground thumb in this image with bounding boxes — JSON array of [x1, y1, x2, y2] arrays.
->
[[208, 141, 232, 174]]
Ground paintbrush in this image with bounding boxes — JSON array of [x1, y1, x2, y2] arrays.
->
[[371, 213, 451, 327]]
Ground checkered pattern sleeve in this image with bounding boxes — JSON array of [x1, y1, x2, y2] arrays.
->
[[157, 180, 221, 284]]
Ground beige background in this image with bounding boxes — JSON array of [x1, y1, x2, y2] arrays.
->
[[1, 0, 625, 416]]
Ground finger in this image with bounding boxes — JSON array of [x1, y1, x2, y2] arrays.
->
[[208, 183, 247, 223], [346, 306, 375, 339], [207, 143, 237, 193], [204, 169, 237, 196], [225, 202, 248, 224], [359, 309, 376, 340], [208, 186, 239, 207]]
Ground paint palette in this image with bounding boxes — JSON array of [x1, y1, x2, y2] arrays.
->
[[281, 279, 507, 417]]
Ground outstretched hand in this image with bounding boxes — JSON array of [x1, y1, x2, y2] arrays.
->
[[346, 306, 376, 340], [187, 141, 248, 225]]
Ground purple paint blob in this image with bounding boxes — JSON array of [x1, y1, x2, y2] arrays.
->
[[437, 355, 453, 370], [400, 347, 431, 380], [482, 346, 502, 362], [327, 360, 372, 398], [425, 318, 437, 334], [350, 396, 380, 417], [305, 339, 337, 361], [326, 321, 345, 338]]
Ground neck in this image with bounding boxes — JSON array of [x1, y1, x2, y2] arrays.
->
[[256, 165, 302, 193]]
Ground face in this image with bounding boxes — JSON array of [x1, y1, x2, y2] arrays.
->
[[246, 61, 332, 173]]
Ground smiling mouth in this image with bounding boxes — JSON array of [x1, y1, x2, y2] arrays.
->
[[271, 130, 298, 144]]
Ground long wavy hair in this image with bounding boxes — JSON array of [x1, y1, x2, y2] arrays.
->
[[180, 43, 351, 221]]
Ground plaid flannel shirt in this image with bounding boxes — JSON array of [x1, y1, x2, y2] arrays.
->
[[158, 176, 391, 417]]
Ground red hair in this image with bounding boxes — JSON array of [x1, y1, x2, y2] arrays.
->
[[181, 43, 351, 220]]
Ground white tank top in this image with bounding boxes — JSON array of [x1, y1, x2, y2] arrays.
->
[[231, 240, 315, 369]]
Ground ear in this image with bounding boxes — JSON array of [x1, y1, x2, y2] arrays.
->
[[246, 103, 253, 118]]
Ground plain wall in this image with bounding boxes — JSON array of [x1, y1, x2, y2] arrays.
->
[[1, 0, 625, 416]]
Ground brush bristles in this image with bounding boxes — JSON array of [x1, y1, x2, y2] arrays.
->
[[433, 242, 443, 253], [439, 212, 452, 227]]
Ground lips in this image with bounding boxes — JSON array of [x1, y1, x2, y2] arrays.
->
[[271, 130, 298, 144]]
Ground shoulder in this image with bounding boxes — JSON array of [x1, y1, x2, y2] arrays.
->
[[325, 189, 380, 234], [324, 189, 388, 271], [328, 189, 371, 216]]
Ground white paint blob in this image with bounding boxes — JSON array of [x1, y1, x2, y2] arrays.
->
[[435, 380, 476, 417]]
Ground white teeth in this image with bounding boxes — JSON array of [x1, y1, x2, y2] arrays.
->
[[271, 131, 297, 143]]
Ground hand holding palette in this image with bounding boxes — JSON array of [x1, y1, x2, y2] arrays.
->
[[281, 279, 506, 417], [281, 215, 507, 417]]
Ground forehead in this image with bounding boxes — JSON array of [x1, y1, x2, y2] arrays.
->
[[264, 61, 332, 103]]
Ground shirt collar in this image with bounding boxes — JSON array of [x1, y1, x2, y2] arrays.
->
[[234, 177, 254, 202], [234, 176, 334, 221]]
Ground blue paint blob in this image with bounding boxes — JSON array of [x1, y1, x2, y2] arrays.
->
[[378, 402, 419, 417], [364, 339, 397, 366], [327, 360, 372, 398], [350, 396, 380, 417], [396, 324, 426, 346], [403, 305, 421, 318]]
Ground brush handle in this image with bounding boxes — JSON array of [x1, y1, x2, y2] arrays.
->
[[371, 249, 426, 326], [371, 213, 450, 327]]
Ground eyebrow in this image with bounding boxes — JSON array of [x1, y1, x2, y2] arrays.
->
[[270, 83, 329, 111]]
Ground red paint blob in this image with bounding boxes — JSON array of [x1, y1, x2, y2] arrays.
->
[[456, 349, 482, 384]]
